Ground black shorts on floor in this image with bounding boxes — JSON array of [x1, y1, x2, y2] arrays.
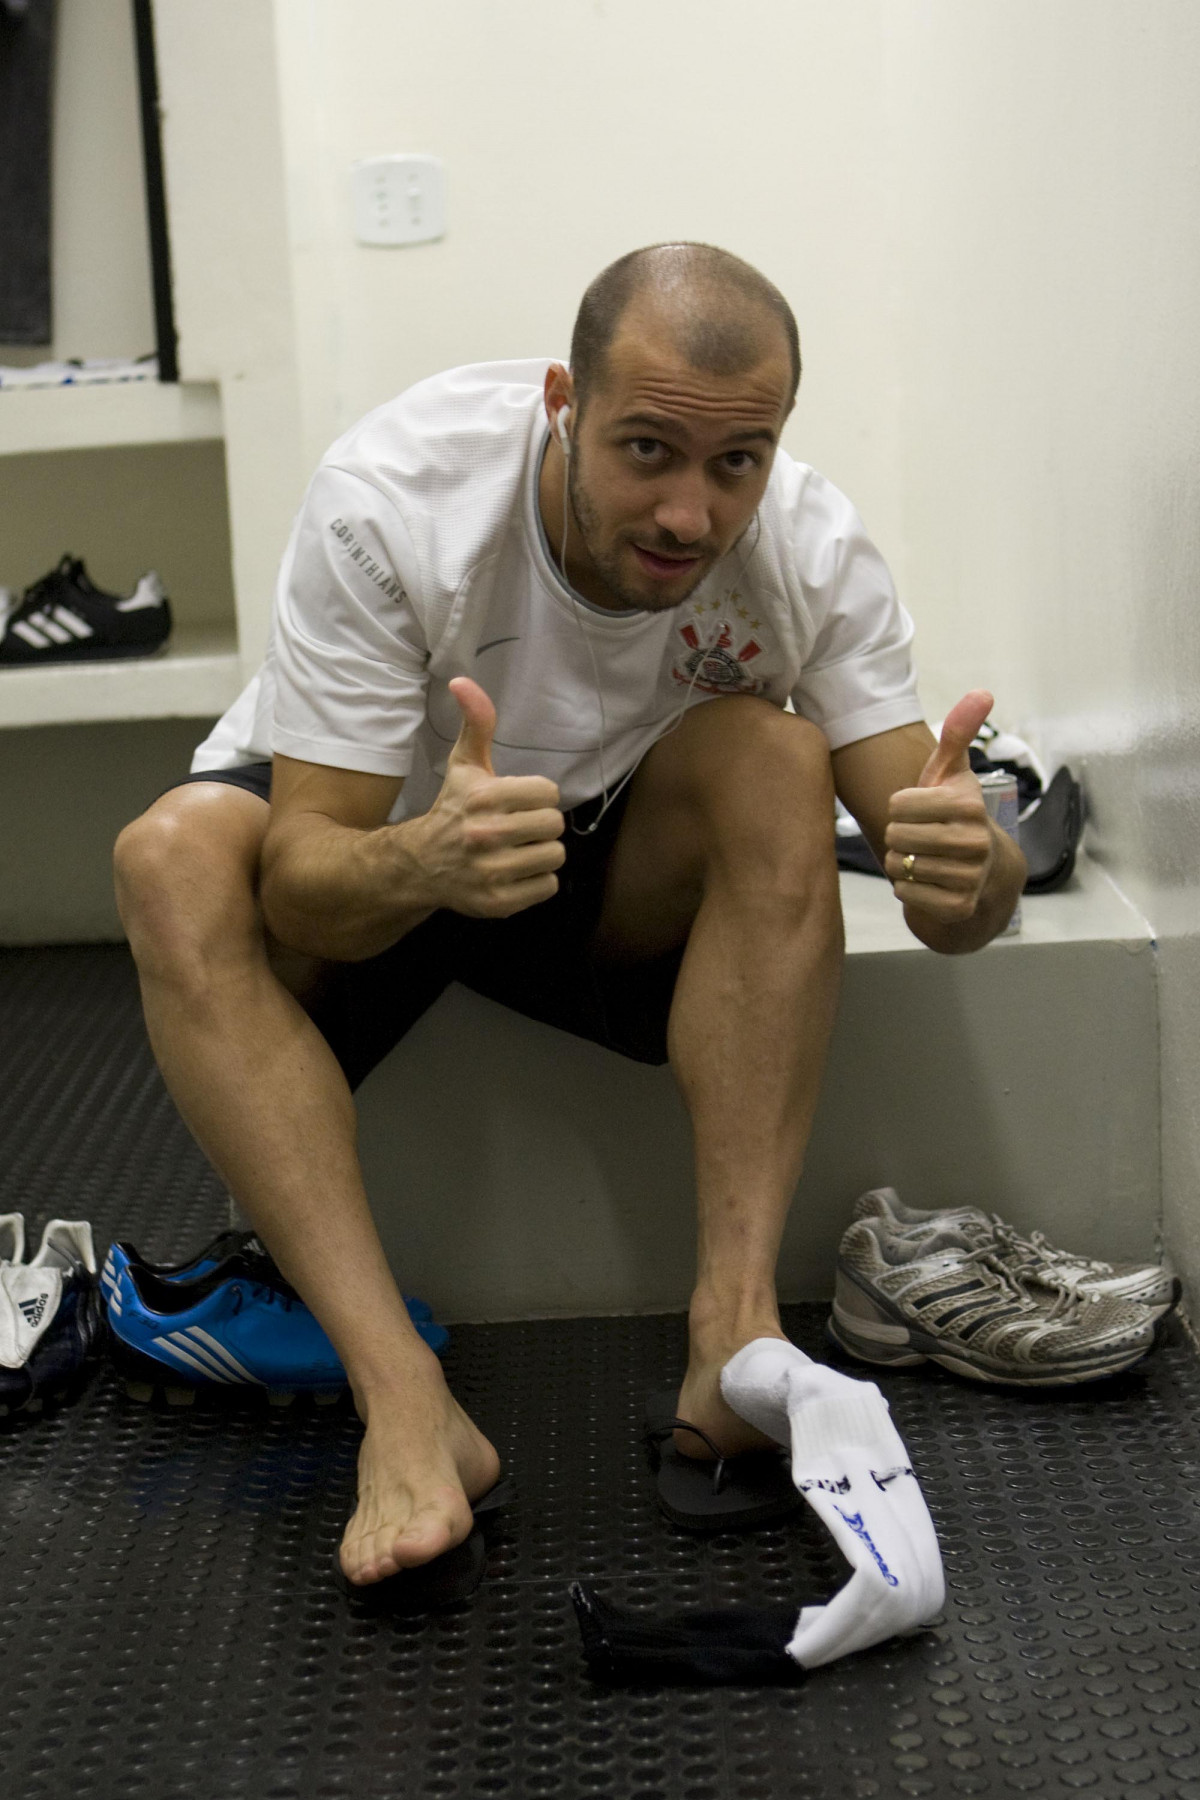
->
[[167, 762, 683, 1085]]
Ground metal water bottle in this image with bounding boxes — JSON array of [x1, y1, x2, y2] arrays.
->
[[978, 769, 1021, 935]]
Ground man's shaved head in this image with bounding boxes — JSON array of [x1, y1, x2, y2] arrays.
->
[[569, 243, 801, 414]]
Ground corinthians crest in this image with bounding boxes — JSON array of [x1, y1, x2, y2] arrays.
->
[[671, 596, 765, 695]]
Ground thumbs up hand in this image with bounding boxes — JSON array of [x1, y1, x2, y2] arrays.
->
[[884, 690, 997, 924], [445, 673, 499, 778], [916, 689, 993, 790], [410, 676, 566, 918]]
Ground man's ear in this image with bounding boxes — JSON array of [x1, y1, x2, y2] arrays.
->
[[543, 361, 575, 424]]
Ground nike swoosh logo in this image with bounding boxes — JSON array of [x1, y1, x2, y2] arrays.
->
[[475, 636, 521, 656]]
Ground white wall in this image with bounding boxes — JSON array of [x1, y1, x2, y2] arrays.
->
[[153, 0, 308, 673], [880, 1, 1200, 1299], [271, 0, 902, 563]]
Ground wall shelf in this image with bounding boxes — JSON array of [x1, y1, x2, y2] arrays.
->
[[0, 621, 241, 729], [0, 381, 222, 457]]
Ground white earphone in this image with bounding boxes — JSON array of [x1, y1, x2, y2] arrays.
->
[[556, 406, 572, 455]]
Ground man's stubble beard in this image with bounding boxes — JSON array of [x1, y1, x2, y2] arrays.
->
[[566, 449, 715, 614]]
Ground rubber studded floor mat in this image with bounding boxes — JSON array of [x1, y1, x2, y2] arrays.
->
[[2, 945, 1200, 1800]]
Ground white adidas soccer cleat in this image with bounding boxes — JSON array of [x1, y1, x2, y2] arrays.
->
[[0, 1218, 105, 1415]]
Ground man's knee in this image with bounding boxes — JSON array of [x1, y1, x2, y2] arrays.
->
[[678, 698, 834, 826], [681, 702, 838, 906], [114, 786, 266, 975]]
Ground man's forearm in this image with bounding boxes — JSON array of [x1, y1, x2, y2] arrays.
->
[[904, 823, 1027, 956], [261, 813, 435, 962]]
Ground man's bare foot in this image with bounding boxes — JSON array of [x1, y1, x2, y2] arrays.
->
[[340, 1357, 501, 1586], [674, 1319, 791, 1461]]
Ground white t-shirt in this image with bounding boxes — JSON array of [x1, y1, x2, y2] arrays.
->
[[193, 358, 923, 818]]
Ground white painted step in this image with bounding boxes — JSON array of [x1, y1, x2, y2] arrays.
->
[[351, 853, 1159, 1322]]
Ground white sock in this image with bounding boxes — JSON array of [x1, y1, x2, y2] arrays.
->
[[720, 1337, 945, 1669]]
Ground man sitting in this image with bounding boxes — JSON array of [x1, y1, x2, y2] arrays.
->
[[114, 242, 1025, 1591]]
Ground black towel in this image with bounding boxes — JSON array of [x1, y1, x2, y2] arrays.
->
[[0, 0, 56, 344]]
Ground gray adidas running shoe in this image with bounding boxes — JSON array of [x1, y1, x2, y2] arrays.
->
[[851, 1187, 1179, 1318], [829, 1216, 1157, 1386]]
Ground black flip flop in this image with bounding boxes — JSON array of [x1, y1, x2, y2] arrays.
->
[[644, 1389, 802, 1532], [332, 1473, 514, 1612]]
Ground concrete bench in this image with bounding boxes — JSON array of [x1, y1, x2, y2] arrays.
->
[[355, 855, 1159, 1322]]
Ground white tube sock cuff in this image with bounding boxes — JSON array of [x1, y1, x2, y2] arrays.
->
[[720, 1337, 946, 1670], [788, 1387, 907, 1467]]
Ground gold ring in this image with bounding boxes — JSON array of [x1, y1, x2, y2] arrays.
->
[[902, 853, 917, 882]]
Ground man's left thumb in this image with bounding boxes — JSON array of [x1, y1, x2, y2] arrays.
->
[[918, 690, 993, 788]]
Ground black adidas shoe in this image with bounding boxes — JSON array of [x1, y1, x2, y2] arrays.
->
[[0, 1218, 106, 1416], [0, 555, 171, 664]]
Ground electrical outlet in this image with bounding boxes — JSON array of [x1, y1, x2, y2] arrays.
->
[[352, 155, 446, 247]]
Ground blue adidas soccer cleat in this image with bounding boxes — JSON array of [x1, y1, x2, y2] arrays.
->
[[101, 1230, 437, 1329], [100, 1228, 256, 1303], [107, 1250, 448, 1406]]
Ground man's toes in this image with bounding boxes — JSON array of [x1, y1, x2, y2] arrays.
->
[[358, 1536, 399, 1582], [340, 1499, 467, 1586], [339, 1532, 376, 1584], [341, 1521, 403, 1584]]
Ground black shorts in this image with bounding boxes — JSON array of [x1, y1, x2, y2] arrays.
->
[[169, 763, 683, 1087]]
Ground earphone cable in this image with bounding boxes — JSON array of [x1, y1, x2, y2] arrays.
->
[[556, 422, 762, 836]]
